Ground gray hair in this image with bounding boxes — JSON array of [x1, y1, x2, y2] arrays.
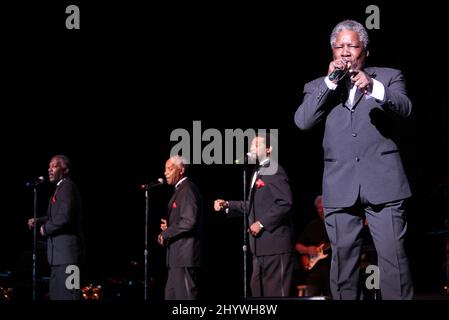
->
[[330, 20, 369, 50], [169, 155, 189, 175], [52, 154, 72, 175]]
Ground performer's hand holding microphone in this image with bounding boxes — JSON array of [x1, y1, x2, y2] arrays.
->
[[328, 59, 351, 83]]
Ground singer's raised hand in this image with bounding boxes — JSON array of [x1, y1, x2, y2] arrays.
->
[[328, 59, 349, 75], [328, 59, 351, 83], [350, 70, 373, 94]]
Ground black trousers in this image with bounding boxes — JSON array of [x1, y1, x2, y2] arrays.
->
[[251, 253, 293, 297], [49, 264, 82, 300], [324, 199, 413, 300], [165, 267, 200, 300]]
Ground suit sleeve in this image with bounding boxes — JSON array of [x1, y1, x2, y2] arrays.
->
[[36, 216, 48, 224], [162, 188, 199, 240], [294, 78, 335, 131], [258, 173, 293, 233], [380, 70, 412, 118], [228, 200, 248, 217], [42, 185, 75, 236]]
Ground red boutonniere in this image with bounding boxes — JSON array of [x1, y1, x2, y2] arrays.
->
[[255, 179, 266, 189], [52, 195, 57, 203], [172, 202, 177, 209]]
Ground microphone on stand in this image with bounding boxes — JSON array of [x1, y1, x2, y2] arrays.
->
[[141, 177, 164, 300], [234, 153, 252, 164], [140, 178, 164, 190], [25, 176, 45, 187]]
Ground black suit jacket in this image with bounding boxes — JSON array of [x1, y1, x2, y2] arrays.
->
[[295, 67, 412, 207], [41, 178, 84, 266], [161, 179, 203, 268], [229, 161, 294, 256]]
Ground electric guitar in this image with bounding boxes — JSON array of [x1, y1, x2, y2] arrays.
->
[[301, 242, 331, 271]]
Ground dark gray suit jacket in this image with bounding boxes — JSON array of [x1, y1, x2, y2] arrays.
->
[[229, 161, 294, 256], [162, 179, 203, 268], [295, 67, 412, 207], [41, 178, 84, 266]]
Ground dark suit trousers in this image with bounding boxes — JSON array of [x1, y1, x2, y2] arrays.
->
[[49, 264, 82, 300], [324, 199, 414, 300], [165, 267, 200, 300], [251, 253, 293, 297]]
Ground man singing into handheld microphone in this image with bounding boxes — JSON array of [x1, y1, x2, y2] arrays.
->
[[295, 20, 414, 300]]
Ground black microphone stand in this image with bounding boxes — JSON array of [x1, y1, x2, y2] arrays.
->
[[443, 177, 449, 294], [144, 187, 150, 301], [241, 153, 262, 299], [242, 159, 248, 300], [142, 181, 163, 300], [32, 186, 37, 301]]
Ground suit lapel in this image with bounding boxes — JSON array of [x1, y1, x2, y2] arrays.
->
[[352, 89, 364, 108], [168, 191, 177, 215], [249, 169, 259, 195], [339, 83, 349, 106], [248, 160, 271, 222], [167, 180, 186, 217], [48, 180, 65, 217]]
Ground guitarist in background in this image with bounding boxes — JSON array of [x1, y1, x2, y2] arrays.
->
[[295, 195, 330, 296]]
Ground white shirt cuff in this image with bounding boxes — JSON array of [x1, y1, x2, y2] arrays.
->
[[367, 78, 385, 102], [324, 77, 338, 90]]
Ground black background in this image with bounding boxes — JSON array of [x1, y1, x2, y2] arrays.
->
[[1, 1, 448, 302]]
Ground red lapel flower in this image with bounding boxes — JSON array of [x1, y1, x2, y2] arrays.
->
[[255, 178, 266, 189], [52, 195, 57, 203], [172, 202, 177, 209]]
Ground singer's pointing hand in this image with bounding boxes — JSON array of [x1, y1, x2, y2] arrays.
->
[[350, 70, 373, 94], [214, 199, 228, 211]]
